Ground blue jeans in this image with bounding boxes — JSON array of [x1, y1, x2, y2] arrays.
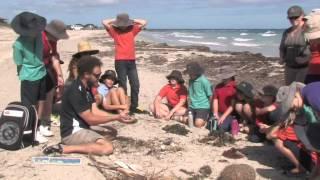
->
[[218, 113, 234, 132], [115, 60, 140, 111]]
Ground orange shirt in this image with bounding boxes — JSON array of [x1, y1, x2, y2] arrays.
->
[[106, 24, 141, 60], [308, 42, 320, 75], [158, 84, 188, 107]]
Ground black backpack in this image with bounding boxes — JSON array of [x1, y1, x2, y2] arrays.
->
[[0, 102, 39, 150]]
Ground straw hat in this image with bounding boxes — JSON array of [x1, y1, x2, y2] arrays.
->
[[72, 41, 99, 58]]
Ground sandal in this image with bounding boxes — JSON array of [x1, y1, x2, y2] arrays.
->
[[43, 143, 63, 155]]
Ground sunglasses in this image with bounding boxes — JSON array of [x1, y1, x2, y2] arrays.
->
[[93, 73, 101, 79], [288, 16, 300, 20]]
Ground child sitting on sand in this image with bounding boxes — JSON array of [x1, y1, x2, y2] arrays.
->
[[212, 67, 237, 132], [149, 70, 188, 121], [97, 70, 130, 114], [184, 62, 213, 128], [232, 81, 255, 133]]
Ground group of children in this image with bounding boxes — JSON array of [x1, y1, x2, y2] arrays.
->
[[8, 8, 320, 180]]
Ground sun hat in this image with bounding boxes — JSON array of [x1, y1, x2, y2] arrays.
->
[[183, 62, 204, 77], [276, 82, 306, 122], [72, 41, 99, 58], [287, 5, 304, 18], [166, 70, 185, 84], [304, 9, 320, 40], [11, 11, 46, 37], [112, 13, 134, 28], [99, 70, 118, 85], [258, 85, 278, 97], [236, 81, 254, 99], [216, 67, 236, 82], [45, 20, 69, 40]]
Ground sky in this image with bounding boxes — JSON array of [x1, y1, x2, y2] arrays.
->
[[0, 0, 319, 29]]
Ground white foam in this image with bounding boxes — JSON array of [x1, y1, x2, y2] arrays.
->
[[171, 32, 203, 39], [261, 31, 277, 37], [232, 42, 260, 47], [179, 40, 223, 46], [217, 36, 227, 40], [240, 33, 248, 36], [233, 38, 254, 42]]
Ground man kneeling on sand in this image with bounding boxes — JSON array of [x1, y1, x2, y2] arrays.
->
[[43, 56, 133, 155], [150, 70, 188, 120]]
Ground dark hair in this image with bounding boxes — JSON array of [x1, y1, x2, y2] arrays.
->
[[77, 55, 102, 77], [67, 57, 79, 81], [114, 25, 133, 33]]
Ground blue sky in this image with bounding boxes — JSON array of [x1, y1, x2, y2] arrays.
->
[[0, 0, 319, 29]]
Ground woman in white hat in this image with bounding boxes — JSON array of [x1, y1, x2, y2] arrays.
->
[[304, 10, 320, 84]]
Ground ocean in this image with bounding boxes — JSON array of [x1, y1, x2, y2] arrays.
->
[[140, 29, 284, 57]]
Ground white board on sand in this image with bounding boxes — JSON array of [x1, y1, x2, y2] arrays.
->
[[32, 156, 81, 166]]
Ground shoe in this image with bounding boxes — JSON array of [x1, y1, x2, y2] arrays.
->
[[130, 108, 149, 115], [43, 143, 63, 155], [36, 131, 48, 144], [39, 125, 54, 137], [248, 134, 263, 143]]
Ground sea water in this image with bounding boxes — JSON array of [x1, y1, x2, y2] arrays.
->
[[140, 29, 284, 57]]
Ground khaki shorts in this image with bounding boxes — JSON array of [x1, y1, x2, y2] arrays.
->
[[62, 129, 104, 145]]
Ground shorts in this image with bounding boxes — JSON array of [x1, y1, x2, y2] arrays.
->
[[61, 129, 104, 145], [190, 108, 210, 121], [45, 68, 56, 92], [277, 126, 299, 142], [21, 76, 47, 106]]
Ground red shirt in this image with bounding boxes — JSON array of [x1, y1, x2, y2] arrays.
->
[[42, 31, 59, 66], [106, 24, 141, 60], [214, 80, 236, 113], [308, 42, 320, 75], [158, 84, 188, 107]]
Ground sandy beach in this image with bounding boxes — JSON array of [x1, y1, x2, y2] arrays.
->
[[0, 27, 299, 180]]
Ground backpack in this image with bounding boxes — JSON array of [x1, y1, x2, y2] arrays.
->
[[0, 102, 39, 150]]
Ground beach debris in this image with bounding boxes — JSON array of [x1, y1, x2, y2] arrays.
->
[[32, 156, 81, 165], [162, 124, 190, 136], [218, 164, 256, 180], [198, 165, 212, 177], [0, 174, 4, 179], [149, 55, 168, 65], [198, 131, 235, 147], [218, 159, 229, 163], [222, 148, 245, 159], [180, 165, 212, 179]]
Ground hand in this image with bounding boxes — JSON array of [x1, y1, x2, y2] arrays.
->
[[213, 113, 219, 119], [117, 112, 134, 124], [218, 117, 225, 125], [165, 112, 173, 120], [57, 76, 64, 87], [55, 86, 64, 102], [155, 109, 161, 119]]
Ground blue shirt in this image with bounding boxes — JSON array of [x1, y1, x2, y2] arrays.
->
[[97, 84, 110, 97]]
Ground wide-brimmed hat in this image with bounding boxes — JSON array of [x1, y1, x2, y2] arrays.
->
[[72, 41, 99, 58], [236, 81, 254, 99], [287, 5, 304, 18], [183, 62, 204, 77], [216, 67, 236, 82], [258, 85, 278, 97], [112, 13, 134, 28], [276, 82, 305, 122], [99, 70, 118, 85], [11, 11, 46, 37], [45, 20, 69, 40], [304, 9, 320, 40], [166, 70, 185, 84]]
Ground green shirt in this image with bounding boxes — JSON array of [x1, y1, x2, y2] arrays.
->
[[188, 75, 213, 109], [299, 105, 318, 123], [13, 35, 46, 81]]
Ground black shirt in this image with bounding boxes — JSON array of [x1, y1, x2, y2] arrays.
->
[[60, 78, 94, 138]]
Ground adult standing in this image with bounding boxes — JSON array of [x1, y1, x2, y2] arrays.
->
[[280, 5, 311, 85], [11, 12, 48, 143], [102, 13, 147, 115], [304, 10, 320, 84], [39, 20, 69, 139]]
